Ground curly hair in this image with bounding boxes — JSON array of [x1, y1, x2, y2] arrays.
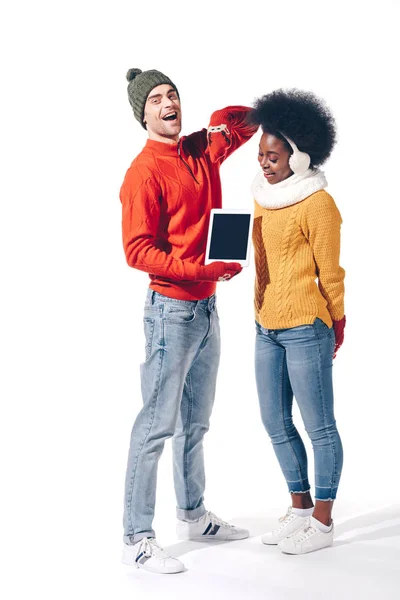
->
[[251, 89, 337, 167]]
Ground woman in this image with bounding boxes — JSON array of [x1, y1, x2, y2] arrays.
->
[[250, 89, 346, 555]]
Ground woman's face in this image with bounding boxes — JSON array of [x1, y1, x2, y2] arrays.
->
[[258, 132, 293, 184]]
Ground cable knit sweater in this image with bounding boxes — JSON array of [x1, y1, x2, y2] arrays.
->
[[251, 169, 345, 329]]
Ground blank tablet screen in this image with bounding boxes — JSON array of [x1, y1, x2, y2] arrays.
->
[[208, 213, 251, 260]]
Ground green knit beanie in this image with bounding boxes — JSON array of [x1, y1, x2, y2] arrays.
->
[[126, 68, 179, 129]]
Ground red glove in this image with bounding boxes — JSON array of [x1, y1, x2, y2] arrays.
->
[[206, 107, 239, 162], [332, 316, 346, 358], [207, 123, 231, 162], [197, 261, 242, 282], [206, 107, 258, 162]]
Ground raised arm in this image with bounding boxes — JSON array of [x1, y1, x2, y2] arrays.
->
[[206, 106, 259, 163]]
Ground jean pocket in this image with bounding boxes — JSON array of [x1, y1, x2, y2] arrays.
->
[[166, 305, 197, 323], [143, 318, 155, 361], [144, 304, 162, 315]]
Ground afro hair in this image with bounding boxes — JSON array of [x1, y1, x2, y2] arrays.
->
[[251, 89, 337, 167]]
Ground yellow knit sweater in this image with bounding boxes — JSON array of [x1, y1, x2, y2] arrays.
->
[[253, 190, 345, 329]]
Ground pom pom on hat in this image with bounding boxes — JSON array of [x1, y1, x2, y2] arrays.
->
[[126, 68, 142, 82]]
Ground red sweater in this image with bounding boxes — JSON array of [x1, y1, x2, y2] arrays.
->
[[120, 107, 257, 300]]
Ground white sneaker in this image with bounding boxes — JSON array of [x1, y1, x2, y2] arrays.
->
[[278, 518, 334, 555], [261, 506, 309, 545], [176, 511, 249, 541], [122, 537, 185, 574]]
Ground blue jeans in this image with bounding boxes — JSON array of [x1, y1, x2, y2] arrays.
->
[[123, 289, 220, 543], [255, 319, 343, 501]]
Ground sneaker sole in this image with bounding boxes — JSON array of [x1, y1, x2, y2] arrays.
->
[[279, 541, 334, 555], [121, 546, 185, 574]]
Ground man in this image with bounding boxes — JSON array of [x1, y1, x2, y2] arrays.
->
[[120, 67, 258, 574]]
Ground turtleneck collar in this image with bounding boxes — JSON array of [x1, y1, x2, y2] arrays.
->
[[144, 138, 180, 156], [251, 168, 328, 210]]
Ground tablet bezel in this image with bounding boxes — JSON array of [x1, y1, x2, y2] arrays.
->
[[204, 208, 254, 267]]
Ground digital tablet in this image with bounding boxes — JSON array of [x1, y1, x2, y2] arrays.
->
[[204, 208, 253, 267]]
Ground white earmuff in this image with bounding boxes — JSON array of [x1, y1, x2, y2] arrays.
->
[[283, 136, 311, 175]]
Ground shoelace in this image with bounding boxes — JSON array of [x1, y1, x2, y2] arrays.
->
[[295, 523, 316, 542], [275, 507, 295, 531], [136, 538, 170, 561], [206, 511, 235, 529]]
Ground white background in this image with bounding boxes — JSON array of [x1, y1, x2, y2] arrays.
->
[[1, 1, 399, 598]]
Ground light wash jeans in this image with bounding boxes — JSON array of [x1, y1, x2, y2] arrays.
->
[[123, 289, 220, 543], [255, 318, 343, 501]]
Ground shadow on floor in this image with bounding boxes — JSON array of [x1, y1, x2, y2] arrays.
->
[[166, 504, 400, 556]]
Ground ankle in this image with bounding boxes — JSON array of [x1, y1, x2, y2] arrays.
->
[[312, 511, 332, 526], [291, 492, 314, 510], [312, 500, 334, 526]]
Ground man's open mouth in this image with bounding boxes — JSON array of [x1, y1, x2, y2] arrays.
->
[[163, 112, 178, 121]]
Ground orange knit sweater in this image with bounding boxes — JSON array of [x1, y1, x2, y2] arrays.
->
[[253, 190, 345, 329], [120, 107, 257, 301]]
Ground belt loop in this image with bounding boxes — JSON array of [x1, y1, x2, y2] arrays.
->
[[150, 290, 155, 305]]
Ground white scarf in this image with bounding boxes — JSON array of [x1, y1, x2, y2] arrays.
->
[[251, 168, 328, 209]]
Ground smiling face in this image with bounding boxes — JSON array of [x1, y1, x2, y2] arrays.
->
[[258, 132, 293, 184], [143, 84, 181, 144]]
